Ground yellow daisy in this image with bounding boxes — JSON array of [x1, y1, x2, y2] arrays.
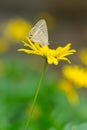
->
[[59, 79, 79, 105], [18, 19, 76, 129], [4, 18, 32, 41], [79, 48, 87, 66], [18, 37, 76, 65], [62, 65, 87, 87]]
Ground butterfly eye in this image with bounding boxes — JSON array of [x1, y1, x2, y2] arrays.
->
[[29, 34, 33, 38]]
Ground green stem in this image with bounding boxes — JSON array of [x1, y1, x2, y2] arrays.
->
[[25, 60, 47, 130]]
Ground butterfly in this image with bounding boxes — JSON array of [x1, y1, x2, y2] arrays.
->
[[29, 19, 49, 46]]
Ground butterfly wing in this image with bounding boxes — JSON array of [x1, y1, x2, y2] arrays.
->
[[29, 19, 49, 46]]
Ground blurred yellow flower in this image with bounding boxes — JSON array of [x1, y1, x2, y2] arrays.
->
[[26, 104, 42, 120], [62, 65, 87, 87], [59, 80, 79, 105], [0, 38, 9, 53], [18, 37, 76, 65], [32, 104, 42, 120], [4, 18, 32, 41], [79, 48, 87, 66], [0, 60, 5, 77]]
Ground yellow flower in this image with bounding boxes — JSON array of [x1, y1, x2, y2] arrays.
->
[[62, 65, 87, 87], [59, 80, 79, 105], [79, 48, 87, 66], [0, 38, 9, 53], [18, 37, 76, 65], [4, 18, 32, 41]]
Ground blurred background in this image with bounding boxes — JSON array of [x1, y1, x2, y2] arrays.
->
[[1, 0, 87, 130]]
